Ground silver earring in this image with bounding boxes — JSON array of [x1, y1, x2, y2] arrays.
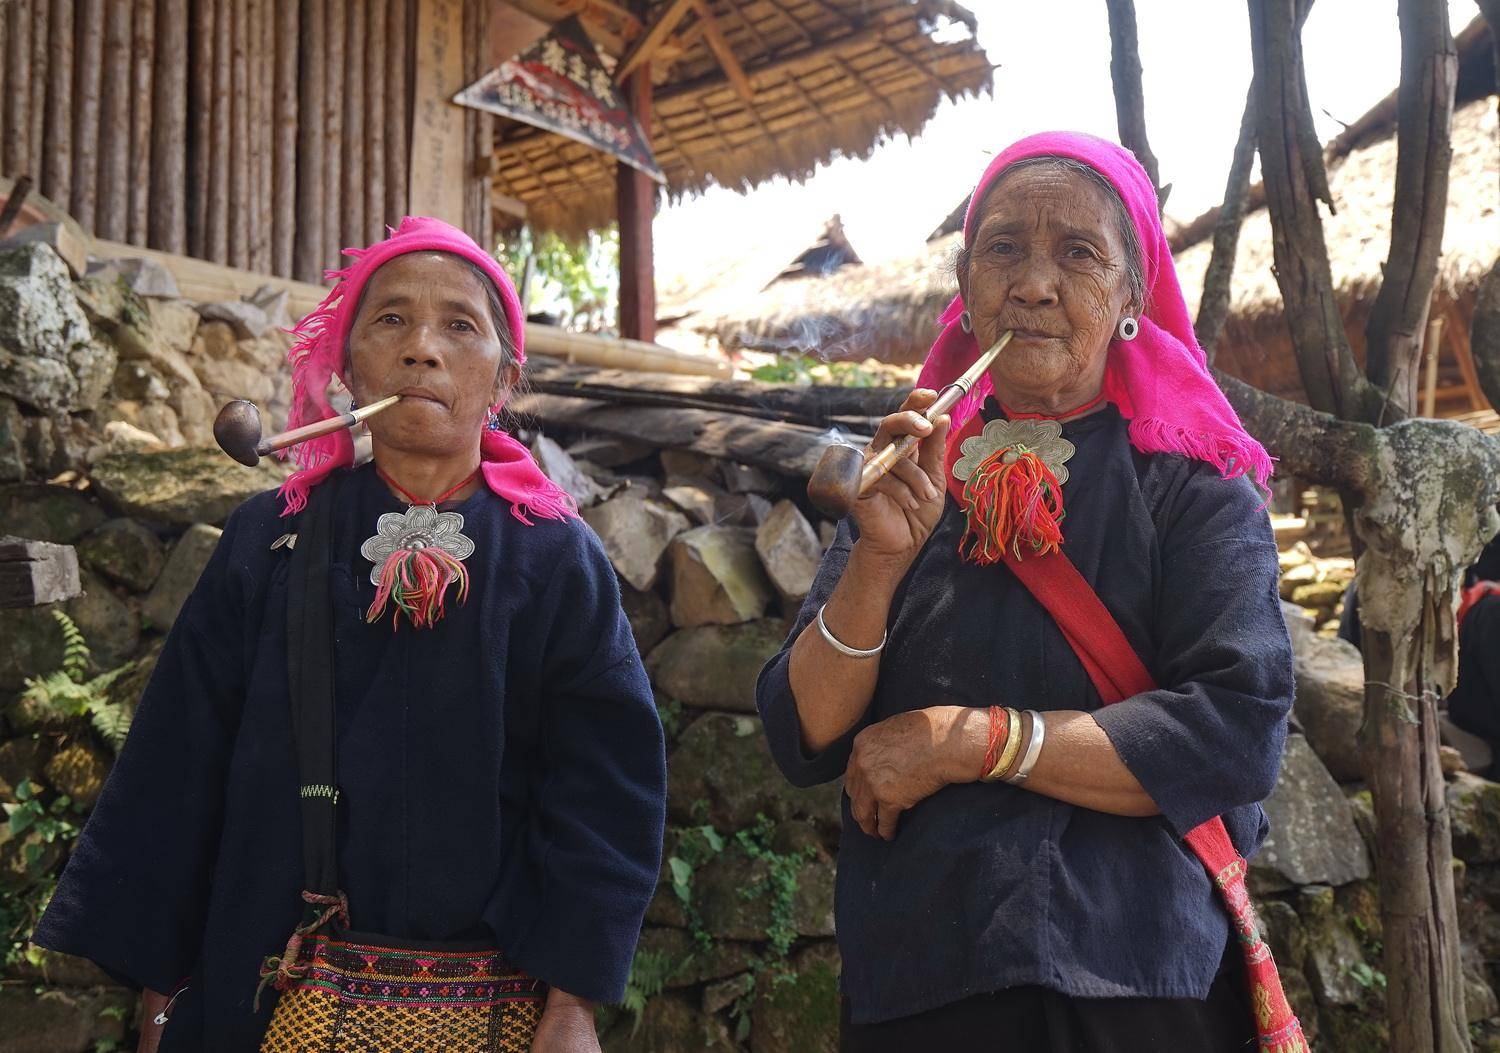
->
[[1116, 316, 1139, 342], [960, 311, 973, 334], [486, 407, 503, 432]]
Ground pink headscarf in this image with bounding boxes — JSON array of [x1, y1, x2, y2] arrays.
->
[[918, 132, 1273, 489], [277, 216, 576, 523]]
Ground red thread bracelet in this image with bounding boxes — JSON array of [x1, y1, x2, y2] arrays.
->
[[981, 705, 1008, 779]]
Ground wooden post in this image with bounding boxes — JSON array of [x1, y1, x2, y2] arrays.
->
[[71, 1, 104, 233], [1422, 316, 1444, 418], [246, 0, 268, 273], [322, 0, 344, 272], [43, 0, 73, 206], [150, 0, 186, 252], [294, 0, 326, 280], [273, 0, 298, 276], [406, 0, 466, 228], [187, 0, 213, 256], [4, 0, 32, 180], [207, 0, 231, 263], [384, 0, 410, 225], [98, 0, 133, 242], [28, 0, 49, 182], [616, 68, 656, 343], [341, 0, 365, 248], [227, 0, 249, 267], [365, 0, 388, 240], [128, 0, 156, 246]]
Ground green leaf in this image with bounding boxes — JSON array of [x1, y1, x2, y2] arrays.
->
[[668, 856, 693, 887], [14, 779, 32, 802], [9, 806, 36, 836]]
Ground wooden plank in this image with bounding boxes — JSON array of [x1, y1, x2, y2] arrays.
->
[[149, 0, 186, 253], [27, 0, 49, 179], [71, 0, 105, 233], [406, 0, 466, 228], [689, 0, 753, 103], [98, 0, 133, 242], [227, 0, 250, 267], [272, 0, 299, 275], [127, 0, 156, 245], [186, 0, 212, 255], [3, 0, 32, 179], [0, 537, 81, 608], [616, 68, 656, 342], [43, 0, 74, 206], [1448, 306, 1488, 412], [341, 0, 365, 246], [293, 0, 326, 280], [615, 0, 694, 82], [365, 0, 387, 240], [322, 0, 344, 270], [384, 0, 410, 225], [207, 0, 231, 263]]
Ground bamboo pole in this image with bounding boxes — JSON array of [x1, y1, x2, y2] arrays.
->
[[187, 0, 212, 256], [150, 0, 187, 252], [98, 0, 133, 242], [28, 0, 49, 181], [244, 0, 262, 270], [461, 0, 476, 236], [293, 0, 326, 281], [472, 0, 493, 250], [384, 0, 409, 224], [43, 0, 73, 205], [4, 1, 32, 180], [365, 0, 387, 241], [341, 0, 365, 250], [205, 0, 231, 262], [1422, 316, 1445, 418], [273, 0, 298, 276], [128, 0, 156, 245], [252, 0, 273, 273], [0, 14, 7, 182], [322, 0, 344, 271], [227, 0, 249, 267], [72, 0, 104, 233]]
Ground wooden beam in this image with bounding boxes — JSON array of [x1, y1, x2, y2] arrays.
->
[[491, 189, 528, 219], [407, 0, 466, 228], [689, 0, 753, 103], [654, 20, 889, 105], [616, 68, 655, 343], [616, 0, 695, 82]]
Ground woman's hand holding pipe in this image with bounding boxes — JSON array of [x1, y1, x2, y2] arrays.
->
[[787, 391, 951, 755]]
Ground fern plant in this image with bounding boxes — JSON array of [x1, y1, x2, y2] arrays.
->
[[21, 611, 134, 752]]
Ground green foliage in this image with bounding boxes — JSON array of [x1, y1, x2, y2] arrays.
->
[[748, 354, 884, 388], [1348, 960, 1388, 992], [498, 226, 619, 332], [735, 815, 815, 958], [620, 948, 682, 1032], [20, 611, 133, 752], [3, 779, 80, 865], [656, 695, 685, 741]]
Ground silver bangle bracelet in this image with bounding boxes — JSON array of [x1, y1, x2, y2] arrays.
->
[[816, 604, 886, 659], [1006, 710, 1046, 785]]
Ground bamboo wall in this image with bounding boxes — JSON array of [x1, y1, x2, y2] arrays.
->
[[0, 0, 496, 284]]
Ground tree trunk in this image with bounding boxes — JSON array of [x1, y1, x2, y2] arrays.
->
[[340, 0, 365, 251], [322, 0, 344, 272], [1362, 0, 1456, 419], [150, 0, 187, 252], [207, 0, 231, 263], [3, 0, 32, 181], [384, 0, 410, 224], [273, 0, 299, 277], [227, 0, 249, 268], [294, 0, 325, 281], [365, 0, 387, 241], [43, 0, 74, 207], [27, 0, 48, 182], [1103, 0, 1165, 210], [71, 0, 105, 234], [1195, 83, 1256, 359]]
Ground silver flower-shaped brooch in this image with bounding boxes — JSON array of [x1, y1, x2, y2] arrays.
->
[[952, 419, 1077, 485], [359, 505, 476, 586]]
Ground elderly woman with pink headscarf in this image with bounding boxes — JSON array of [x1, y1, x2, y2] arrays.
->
[[35, 218, 666, 1053], [757, 135, 1306, 1052]]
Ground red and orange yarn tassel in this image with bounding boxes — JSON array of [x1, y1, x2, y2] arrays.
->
[[367, 547, 471, 629], [958, 447, 1065, 564]]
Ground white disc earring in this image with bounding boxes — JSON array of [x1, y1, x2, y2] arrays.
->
[[1116, 316, 1139, 342], [960, 311, 973, 334]]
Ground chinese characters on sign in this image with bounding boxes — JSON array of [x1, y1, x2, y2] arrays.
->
[[454, 17, 666, 182]]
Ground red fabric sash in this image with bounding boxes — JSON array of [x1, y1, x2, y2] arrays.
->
[[943, 418, 1309, 1052]]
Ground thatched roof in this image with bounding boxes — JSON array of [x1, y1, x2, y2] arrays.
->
[[490, 0, 993, 236], [1173, 95, 1500, 328], [692, 91, 1499, 364]]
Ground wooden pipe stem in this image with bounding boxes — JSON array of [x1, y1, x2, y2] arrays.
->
[[254, 393, 401, 455]]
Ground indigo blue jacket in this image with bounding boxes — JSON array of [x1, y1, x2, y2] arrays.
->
[[756, 405, 1294, 1025], [35, 463, 666, 1050]]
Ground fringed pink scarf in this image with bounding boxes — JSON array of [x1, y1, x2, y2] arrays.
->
[[917, 132, 1274, 492], [276, 215, 577, 526]]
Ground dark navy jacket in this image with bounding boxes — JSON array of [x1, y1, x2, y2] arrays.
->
[[756, 405, 1294, 1025], [35, 463, 667, 1050]]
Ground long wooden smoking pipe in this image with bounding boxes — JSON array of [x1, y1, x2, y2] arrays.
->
[[805, 331, 1014, 519], [213, 394, 402, 466]]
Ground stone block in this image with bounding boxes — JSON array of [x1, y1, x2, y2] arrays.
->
[[147, 297, 201, 353], [143, 523, 223, 630], [196, 298, 271, 339], [722, 462, 776, 495], [633, 926, 757, 989], [0, 484, 105, 543], [647, 621, 786, 713], [667, 712, 841, 831], [668, 526, 773, 628], [44, 740, 113, 809], [582, 494, 689, 592], [566, 436, 653, 468], [0, 739, 48, 803], [0, 220, 87, 277], [78, 518, 166, 592], [662, 483, 721, 527], [531, 434, 604, 508], [602, 993, 735, 1053], [659, 448, 718, 480], [0, 243, 112, 414], [1252, 735, 1371, 888], [1449, 772, 1500, 864], [691, 841, 835, 941], [621, 583, 670, 654], [90, 447, 285, 526], [1292, 634, 1365, 782], [0, 397, 24, 481], [192, 352, 276, 405], [0, 985, 133, 1053], [750, 942, 840, 1053], [755, 501, 822, 607], [87, 255, 181, 298]]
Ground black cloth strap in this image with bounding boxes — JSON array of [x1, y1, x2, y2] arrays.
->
[[285, 475, 340, 901]]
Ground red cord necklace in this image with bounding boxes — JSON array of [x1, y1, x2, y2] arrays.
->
[[376, 465, 481, 506], [999, 391, 1107, 422]]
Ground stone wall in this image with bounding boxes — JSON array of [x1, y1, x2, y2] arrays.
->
[[2, 240, 1500, 1051]]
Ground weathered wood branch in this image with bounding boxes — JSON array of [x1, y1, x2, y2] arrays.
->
[[1363, 0, 1456, 419], [1103, 0, 1166, 210], [1248, 0, 1385, 423], [1212, 368, 1374, 493], [1195, 82, 1257, 359]]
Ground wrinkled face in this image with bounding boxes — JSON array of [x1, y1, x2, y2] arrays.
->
[[959, 165, 1136, 406], [345, 252, 519, 458]]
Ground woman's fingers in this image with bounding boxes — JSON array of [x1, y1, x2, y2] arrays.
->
[[848, 786, 879, 839], [888, 456, 939, 504], [867, 472, 924, 513], [875, 801, 902, 841], [917, 414, 952, 483], [870, 411, 934, 456]]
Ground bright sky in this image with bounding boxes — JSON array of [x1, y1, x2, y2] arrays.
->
[[655, 0, 1482, 275]]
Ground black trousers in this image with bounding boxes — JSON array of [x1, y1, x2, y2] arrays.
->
[[840, 969, 1255, 1053]]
